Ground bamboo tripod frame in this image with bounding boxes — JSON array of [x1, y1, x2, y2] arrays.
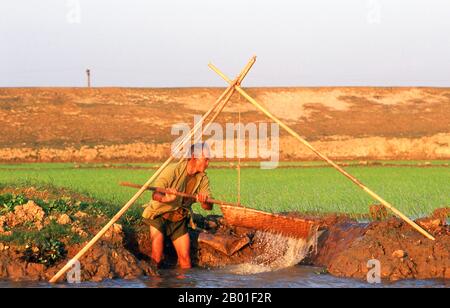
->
[[207, 62, 435, 241], [49, 56, 257, 283], [50, 55, 434, 283]]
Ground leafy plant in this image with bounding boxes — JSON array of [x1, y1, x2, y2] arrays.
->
[[22, 238, 67, 267], [0, 193, 29, 214], [46, 199, 70, 213]]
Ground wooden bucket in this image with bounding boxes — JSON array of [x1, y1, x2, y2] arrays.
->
[[220, 205, 318, 239]]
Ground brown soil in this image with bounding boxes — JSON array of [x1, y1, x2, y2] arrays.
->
[[0, 87, 449, 162], [133, 211, 449, 282], [0, 185, 448, 282], [0, 196, 157, 282], [1, 211, 449, 282], [314, 215, 449, 281], [0, 241, 156, 282], [0, 186, 95, 203], [0, 201, 45, 233]]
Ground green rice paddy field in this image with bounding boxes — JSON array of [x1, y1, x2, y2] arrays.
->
[[0, 161, 448, 220]]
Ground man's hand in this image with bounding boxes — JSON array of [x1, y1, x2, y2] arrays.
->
[[196, 192, 209, 203], [197, 193, 213, 210], [162, 188, 177, 203]]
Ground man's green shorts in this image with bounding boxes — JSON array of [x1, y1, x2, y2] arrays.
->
[[144, 216, 189, 241]]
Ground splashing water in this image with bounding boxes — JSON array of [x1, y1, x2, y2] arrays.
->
[[227, 230, 318, 275]]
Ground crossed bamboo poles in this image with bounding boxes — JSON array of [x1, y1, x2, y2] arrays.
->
[[50, 56, 434, 283], [49, 56, 256, 283], [207, 62, 435, 242]]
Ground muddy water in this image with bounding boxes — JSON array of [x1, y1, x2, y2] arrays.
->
[[0, 266, 447, 288], [1, 230, 448, 288], [225, 231, 317, 275]]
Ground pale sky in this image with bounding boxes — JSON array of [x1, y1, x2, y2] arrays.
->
[[1, 0, 449, 87]]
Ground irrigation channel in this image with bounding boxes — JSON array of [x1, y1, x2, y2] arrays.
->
[[1, 266, 447, 288]]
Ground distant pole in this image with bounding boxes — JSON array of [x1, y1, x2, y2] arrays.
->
[[86, 69, 91, 88]]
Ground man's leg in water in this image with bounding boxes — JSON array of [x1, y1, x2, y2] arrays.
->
[[172, 232, 191, 269], [150, 225, 164, 266]]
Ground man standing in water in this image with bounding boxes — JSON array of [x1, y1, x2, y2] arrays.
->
[[142, 142, 213, 269]]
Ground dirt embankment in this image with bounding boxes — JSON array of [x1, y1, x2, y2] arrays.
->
[[131, 211, 450, 282], [310, 213, 449, 281], [0, 187, 448, 282], [0, 235, 155, 282], [0, 187, 157, 282], [1, 134, 449, 162], [0, 87, 449, 162]]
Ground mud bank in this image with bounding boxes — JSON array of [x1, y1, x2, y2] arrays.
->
[[131, 211, 449, 282], [310, 213, 449, 281], [0, 187, 448, 282], [0, 189, 157, 282], [0, 240, 155, 282]]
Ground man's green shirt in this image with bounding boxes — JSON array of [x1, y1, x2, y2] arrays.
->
[[142, 160, 211, 220]]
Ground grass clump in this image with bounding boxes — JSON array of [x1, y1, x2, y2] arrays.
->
[[0, 220, 80, 245], [0, 193, 29, 214], [22, 238, 67, 267]]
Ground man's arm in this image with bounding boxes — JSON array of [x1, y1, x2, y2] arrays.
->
[[152, 188, 177, 203], [151, 163, 177, 203], [197, 176, 213, 210], [197, 193, 213, 210]]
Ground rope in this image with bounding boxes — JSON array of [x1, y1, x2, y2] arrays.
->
[[237, 95, 242, 206]]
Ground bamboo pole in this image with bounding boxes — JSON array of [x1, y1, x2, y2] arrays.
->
[[170, 56, 257, 167], [185, 56, 257, 150], [49, 57, 257, 283], [119, 182, 242, 207], [208, 63, 435, 241], [237, 98, 241, 206]]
